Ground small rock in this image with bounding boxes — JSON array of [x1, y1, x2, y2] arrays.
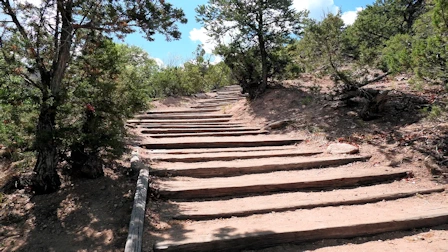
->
[[424, 157, 445, 175], [347, 111, 358, 117], [25, 203, 34, 210], [326, 143, 359, 154], [388, 158, 402, 167], [265, 120, 292, 130]]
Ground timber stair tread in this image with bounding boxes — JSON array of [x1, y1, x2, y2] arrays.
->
[[140, 135, 304, 149], [146, 108, 220, 114], [133, 114, 232, 119], [154, 167, 409, 199], [145, 145, 301, 155], [137, 123, 246, 128], [154, 196, 448, 252], [199, 97, 242, 101], [142, 130, 268, 138], [170, 185, 445, 220], [150, 155, 372, 177], [139, 127, 262, 133], [190, 104, 234, 109], [127, 118, 231, 124], [146, 149, 323, 162]]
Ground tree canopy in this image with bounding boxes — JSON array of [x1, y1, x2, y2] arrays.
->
[[196, 0, 307, 98], [0, 0, 187, 193]]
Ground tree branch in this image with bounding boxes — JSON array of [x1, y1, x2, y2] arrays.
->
[[0, 0, 49, 82]]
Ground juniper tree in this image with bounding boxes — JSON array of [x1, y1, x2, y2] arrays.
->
[[0, 0, 186, 193]]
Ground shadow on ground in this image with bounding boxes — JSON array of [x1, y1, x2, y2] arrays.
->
[[0, 162, 138, 252], [241, 84, 447, 181]]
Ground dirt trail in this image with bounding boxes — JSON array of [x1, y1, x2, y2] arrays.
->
[[128, 85, 448, 252]]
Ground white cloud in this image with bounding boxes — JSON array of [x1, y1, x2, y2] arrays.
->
[[189, 27, 216, 54], [341, 7, 363, 25], [210, 55, 223, 65], [151, 57, 164, 68], [293, 0, 339, 20]]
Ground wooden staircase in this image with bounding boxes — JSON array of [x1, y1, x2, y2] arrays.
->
[[128, 85, 448, 252]]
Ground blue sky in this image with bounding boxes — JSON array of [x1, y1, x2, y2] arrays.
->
[[123, 0, 376, 66]]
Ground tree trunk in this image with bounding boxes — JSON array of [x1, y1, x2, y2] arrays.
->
[[257, 3, 268, 98], [32, 102, 61, 194], [259, 40, 268, 97], [69, 110, 104, 179], [71, 147, 105, 179]]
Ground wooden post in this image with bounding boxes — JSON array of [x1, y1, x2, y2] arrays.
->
[[125, 148, 149, 252]]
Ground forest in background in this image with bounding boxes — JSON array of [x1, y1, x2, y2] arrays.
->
[[0, 0, 446, 194]]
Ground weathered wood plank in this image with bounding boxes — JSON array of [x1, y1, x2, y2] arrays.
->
[[134, 114, 232, 120], [190, 104, 233, 109], [140, 136, 304, 149], [127, 118, 231, 124], [151, 155, 371, 177], [143, 130, 268, 138], [139, 127, 262, 134], [145, 145, 299, 155], [156, 169, 409, 199], [148, 149, 322, 163], [154, 199, 448, 252], [146, 109, 220, 114], [125, 163, 149, 252], [138, 123, 245, 129], [172, 187, 445, 220]]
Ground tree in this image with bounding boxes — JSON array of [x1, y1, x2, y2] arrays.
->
[[383, 0, 447, 85], [0, 0, 186, 194], [60, 40, 158, 178], [196, 0, 307, 98], [348, 0, 426, 67]]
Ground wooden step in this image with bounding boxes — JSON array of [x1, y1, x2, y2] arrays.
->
[[193, 103, 235, 107], [147, 149, 323, 163], [146, 109, 220, 114], [151, 155, 371, 177], [138, 123, 245, 129], [171, 186, 445, 220], [220, 85, 241, 90], [217, 91, 244, 94], [154, 196, 448, 251], [155, 168, 409, 199], [145, 145, 300, 155], [127, 118, 231, 124], [198, 98, 242, 103], [216, 93, 246, 97], [134, 114, 232, 120], [191, 104, 233, 109], [143, 130, 268, 138], [140, 127, 261, 134], [140, 135, 303, 149]]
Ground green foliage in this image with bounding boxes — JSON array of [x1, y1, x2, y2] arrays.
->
[[383, 34, 413, 73], [382, 0, 447, 85], [150, 61, 233, 97], [57, 40, 157, 176], [0, 0, 187, 192], [149, 45, 233, 97], [347, 0, 426, 67], [295, 12, 369, 91], [196, 0, 307, 98], [0, 57, 39, 153]]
